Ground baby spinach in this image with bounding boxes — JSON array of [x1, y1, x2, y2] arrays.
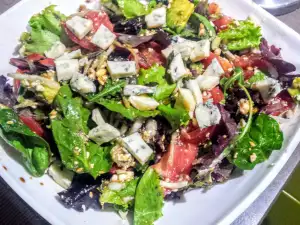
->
[[95, 99, 160, 120], [232, 114, 283, 170], [51, 85, 112, 178], [134, 167, 164, 225], [0, 107, 50, 177], [158, 105, 190, 130]]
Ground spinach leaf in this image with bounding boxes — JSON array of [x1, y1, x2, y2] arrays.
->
[[87, 79, 126, 102], [154, 83, 176, 101], [100, 178, 139, 209], [134, 167, 164, 225], [95, 99, 160, 120], [51, 86, 112, 178], [158, 105, 190, 130], [232, 114, 283, 170], [0, 108, 50, 177]]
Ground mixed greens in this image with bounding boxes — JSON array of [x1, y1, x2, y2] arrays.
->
[[1, 1, 299, 224]]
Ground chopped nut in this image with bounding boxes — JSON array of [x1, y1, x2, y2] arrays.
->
[[199, 23, 205, 29], [88, 68, 96, 80], [6, 121, 14, 125], [76, 168, 84, 173], [199, 28, 206, 36], [214, 48, 222, 56], [96, 69, 108, 85], [238, 99, 250, 115], [79, 5, 87, 12], [110, 145, 135, 170], [249, 141, 256, 147], [89, 191, 94, 198], [49, 110, 57, 119], [250, 153, 257, 163], [233, 152, 238, 159]]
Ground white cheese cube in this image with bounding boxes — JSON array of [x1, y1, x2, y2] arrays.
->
[[202, 58, 224, 77], [190, 40, 210, 62], [70, 73, 96, 94], [123, 85, 156, 96], [145, 7, 166, 29], [66, 16, 93, 40], [169, 53, 187, 82], [45, 41, 66, 59], [195, 103, 221, 129], [56, 49, 82, 61], [175, 88, 196, 118], [122, 133, 153, 165], [186, 79, 203, 104], [129, 96, 159, 111], [196, 75, 220, 91], [252, 77, 282, 103], [88, 123, 120, 145], [91, 24, 116, 49], [174, 40, 195, 60], [55, 59, 79, 81], [107, 61, 137, 79], [92, 108, 106, 126]]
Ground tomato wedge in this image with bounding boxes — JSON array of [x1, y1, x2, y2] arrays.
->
[[153, 134, 198, 181], [181, 126, 216, 145], [135, 42, 166, 69], [39, 58, 55, 67], [201, 52, 233, 73], [63, 11, 114, 51], [209, 86, 225, 104], [27, 53, 45, 62], [19, 116, 45, 137]]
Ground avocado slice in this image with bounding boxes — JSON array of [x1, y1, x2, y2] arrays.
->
[[167, 0, 194, 33]]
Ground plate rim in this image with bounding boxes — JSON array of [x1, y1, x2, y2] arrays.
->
[[0, 1, 300, 225]]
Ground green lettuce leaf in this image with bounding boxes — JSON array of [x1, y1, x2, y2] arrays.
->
[[100, 178, 139, 209], [218, 19, 262, 51], [138, 65, 176, 101], [51, 85, 112, 178], [29, 5, 66, 36], [0, 107, 50, 177], [154, 83, 176, 101], [245, 70, 266, 87], [23, 29, 60, 54], [158, 105, 190, 130], [95, 99, 160, 120], [21, 5, 65, 54], [232, 114, 283, 170], [134, 167, 164, 225], [138, 65, 166, 85]]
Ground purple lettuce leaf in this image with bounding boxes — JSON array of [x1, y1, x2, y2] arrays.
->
[[0, 75, 17, 107], [212, 105, 237, 156], [57, 174, 108, 212], [118, 31, 171, 48], [260, 38, 297, 77]]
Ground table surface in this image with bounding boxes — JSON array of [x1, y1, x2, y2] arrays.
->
[[0, 1, 300, 225]]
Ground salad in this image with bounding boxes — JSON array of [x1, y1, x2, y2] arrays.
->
[[0, 0, 299, 224]]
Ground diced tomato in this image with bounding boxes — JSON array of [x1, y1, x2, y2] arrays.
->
[[201, 53, 233, 73], [27, 53, 45, 62], [209, 87, 225, 104], [64, 11, 114, 51], [208, 3, 220, 15], [136, 42, 166, 69], [19, 116, 45, 137], [244, 69, 255, 80], [213, 16, 233, 31], [39, 58, 55, 67], [202, 52, 217, 69], [202, 87, 224, 104], [181, 126, 216, 145], [152, 134, 198, 181]]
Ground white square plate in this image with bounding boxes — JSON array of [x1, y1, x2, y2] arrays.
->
[[0, 0, 300, 225]]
